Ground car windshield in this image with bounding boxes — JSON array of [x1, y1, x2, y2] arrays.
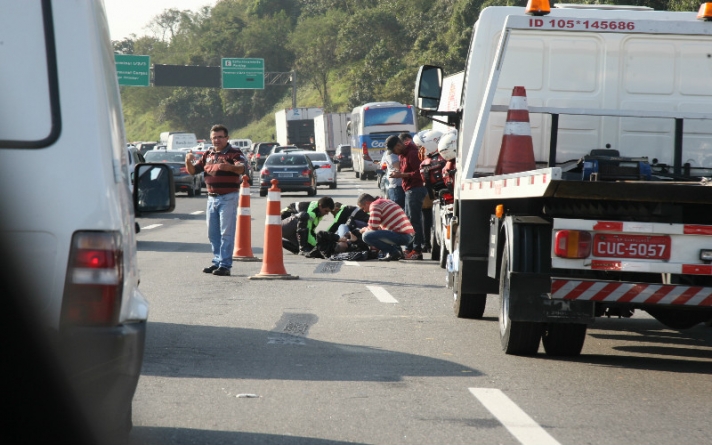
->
[[304, 152, 329, 162], [144, 151, 187, 163], [265, 154, 309, 166], [258, 144, 278, 155]]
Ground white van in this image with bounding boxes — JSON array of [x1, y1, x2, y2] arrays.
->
[[0, 1, 174, 441], [167, 132, 198, 151], [229, 138, 253, 152]]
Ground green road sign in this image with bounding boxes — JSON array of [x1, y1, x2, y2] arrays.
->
[[115, 54, 150, 87], [222, 58, 264, 89]]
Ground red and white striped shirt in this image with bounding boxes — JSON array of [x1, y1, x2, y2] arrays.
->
[[367, 198, 415, 234]]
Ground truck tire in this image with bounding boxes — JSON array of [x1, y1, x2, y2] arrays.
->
[[542, 323, 587, 356], [499, 244, 543, 355], [430, 227, 440, 262], [439, 241, 448, 269], [454, 290, 486, 319], [645, 308, 710, 330]]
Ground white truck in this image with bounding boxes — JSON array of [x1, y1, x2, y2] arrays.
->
[[275, 107, 324, 149], [415, 2, 712, 356], [314, 112, 350, 158]]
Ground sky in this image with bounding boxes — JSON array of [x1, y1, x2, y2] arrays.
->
[[103, 0, 217, 41]]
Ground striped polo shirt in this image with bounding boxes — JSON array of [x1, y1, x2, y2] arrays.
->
[[194, 146, 246, 195], [367, 198, 415, 234]]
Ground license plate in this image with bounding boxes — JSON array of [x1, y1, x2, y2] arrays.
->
[[592, 234, 671, 260], [278, 173, 293, 177]]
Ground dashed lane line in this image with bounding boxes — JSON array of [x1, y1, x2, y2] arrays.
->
[[191, 211, 204, 215], [366, 285, 398, 303], [469, 388, 561, 445], [343, 261, 360, 266], [141, 224, 163, 230]]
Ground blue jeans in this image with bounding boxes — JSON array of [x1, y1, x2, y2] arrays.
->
[[387, 186, 405, 209], [404, 186, 427, 251], [206, 191, 239, 269], [362, 230, 413, 256]]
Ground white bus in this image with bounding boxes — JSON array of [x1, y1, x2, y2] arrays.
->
[[347, 102, 417, 180]]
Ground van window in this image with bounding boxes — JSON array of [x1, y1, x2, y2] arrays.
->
[[0, 1, 60, 148]]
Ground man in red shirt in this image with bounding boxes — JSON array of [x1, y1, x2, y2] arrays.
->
[[357, 193, 415, 261], [186, 124, 246, 276], [386, 134, 427, 260]]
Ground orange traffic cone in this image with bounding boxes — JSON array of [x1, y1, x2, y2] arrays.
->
[[233, 175, 260, 262], [494, 86, 537, 175], [249, 179, 299, 280]]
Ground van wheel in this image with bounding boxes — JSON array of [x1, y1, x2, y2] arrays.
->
[[195, 180, 202, 196], [355, 171, 360, 179], [259, 188, 267, 197], [360, 172, 367, 181], [337, 164, 342, 172], [187, 187, 195, 197], [329, 181, 337, 189]]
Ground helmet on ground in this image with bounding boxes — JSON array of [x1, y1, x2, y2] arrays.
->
[[438, 129, 458, 161], [419, 130, 443, 156]]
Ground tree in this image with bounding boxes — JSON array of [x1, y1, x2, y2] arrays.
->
[[288, 10, 347, 111]]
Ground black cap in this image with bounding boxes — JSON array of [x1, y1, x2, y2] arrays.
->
[[386, 135, 400, 150]]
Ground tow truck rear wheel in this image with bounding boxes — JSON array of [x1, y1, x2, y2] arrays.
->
[[542, 323, 587, 356], [430, 227, 440, 262], [439, 240, 448, 269], [499, 243, 543, 355]]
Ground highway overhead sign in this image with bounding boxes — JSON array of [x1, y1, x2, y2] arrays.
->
[[222, 58, 264, 89], [115, 54, 150, 87]]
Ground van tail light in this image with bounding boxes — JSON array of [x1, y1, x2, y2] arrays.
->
[[262, 169, 270, 176], [321, 164, 331, 169], [61, 232, 123, 327], [300, 169, 311, 177], [554, 230, 592, 259], [179, 166, 189, 174], [362, 143, 373, 162]]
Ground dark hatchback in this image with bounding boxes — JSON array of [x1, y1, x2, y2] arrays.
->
[[334, 144, 352, 171], [144, 150, 202, 196], [259, 152, 317, 197], [251, 142, 280, 172]]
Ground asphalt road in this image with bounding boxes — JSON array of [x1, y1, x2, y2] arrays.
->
[[130, 171, 712, 445]]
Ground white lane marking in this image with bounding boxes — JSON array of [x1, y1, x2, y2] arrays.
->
[[191, 211, 204, 215], [343, 261, 360, 266], [469, 388, 561, 445], [141, 224, 163, 230], [366, 285, 398, 303]]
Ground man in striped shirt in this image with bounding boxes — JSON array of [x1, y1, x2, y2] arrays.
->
[[357, 193, 415, 262]]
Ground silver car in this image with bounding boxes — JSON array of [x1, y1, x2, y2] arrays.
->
[[299, 151, 337, 189]]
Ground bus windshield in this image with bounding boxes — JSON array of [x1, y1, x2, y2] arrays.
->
[[364, 107, 414, 127]]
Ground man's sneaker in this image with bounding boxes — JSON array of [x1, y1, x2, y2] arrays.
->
[[403, 250, 423, 260], [203, 265, 218, 273], [212, 267, 231, 276], [379, 250, 403, 262]]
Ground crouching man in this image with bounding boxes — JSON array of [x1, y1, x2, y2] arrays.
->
[[281, 197, 335, 256], [356, 193, 414, 262]]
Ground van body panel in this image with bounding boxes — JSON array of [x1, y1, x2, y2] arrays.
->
[[0, 1, 165, 435]]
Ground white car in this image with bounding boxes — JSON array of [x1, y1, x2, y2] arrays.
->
[[299, 151, 337, 189]]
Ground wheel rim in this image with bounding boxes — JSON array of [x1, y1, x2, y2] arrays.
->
[[499, 268, 510, 337]]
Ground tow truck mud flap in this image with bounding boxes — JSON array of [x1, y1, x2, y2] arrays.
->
[[508, 272, 595, 323]]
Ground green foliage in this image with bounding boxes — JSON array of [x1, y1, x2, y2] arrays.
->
[[116, 0, 691, 142]]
